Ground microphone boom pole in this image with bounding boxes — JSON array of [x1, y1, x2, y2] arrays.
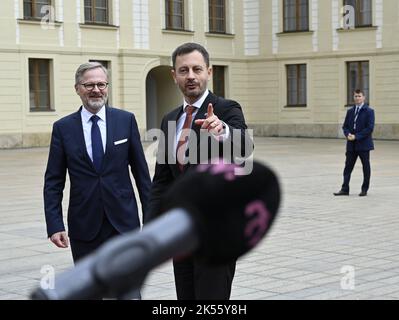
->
[[32, 209, 197, 300], [31, 160, 280, 300]]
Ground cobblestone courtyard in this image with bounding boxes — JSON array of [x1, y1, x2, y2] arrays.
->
[[1, 137, 399, 300]]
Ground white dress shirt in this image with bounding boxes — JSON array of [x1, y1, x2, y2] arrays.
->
[[81, 106, 107, 161]]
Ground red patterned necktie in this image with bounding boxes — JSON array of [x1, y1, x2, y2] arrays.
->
[[176, 105, 196, 171]]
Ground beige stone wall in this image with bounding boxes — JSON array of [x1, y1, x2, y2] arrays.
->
[[1, 0, 399, 148]]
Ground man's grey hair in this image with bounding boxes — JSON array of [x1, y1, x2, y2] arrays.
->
[[75, 62, 108, 85]]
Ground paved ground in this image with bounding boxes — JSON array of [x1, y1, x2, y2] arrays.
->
[[1, 137, 399, 300]]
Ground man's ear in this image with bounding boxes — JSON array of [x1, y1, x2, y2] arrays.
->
[[171, 69, 177, 84]]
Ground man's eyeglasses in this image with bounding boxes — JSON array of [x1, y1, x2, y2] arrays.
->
[[80, 82, 108, 91]]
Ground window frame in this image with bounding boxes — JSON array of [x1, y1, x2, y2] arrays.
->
[[343, 0, 373, 28], [346, 61, 370, 106], [283, 0, 309, 33], [165, 0, 185, 31], [84, 0, 110, 25], [23, 0, 52, 20], [209, 0, 226, 34], [212, 65, 226, 98], [286, 64, 307, 107], [28, 58, 53, 112]]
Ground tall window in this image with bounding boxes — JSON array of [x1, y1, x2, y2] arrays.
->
[[344, 0, 372, 27], [165, 0, 185, 30], [213, 66, 226, 98], [287, 64, 307, 106], [283, 0, 309, 32], [84, 0, 109, 24], [209, 0, 226, 33], [23, 0, 51, 20], [29, 59, 52, 111], [347, 61, 369, 105]]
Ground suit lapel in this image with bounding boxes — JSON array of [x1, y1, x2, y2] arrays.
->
[[359, 104, 368, 114], [166, 106, 182, 160], [353, 104, 367, 121], [166, 107, 183, 177], [102, 106, 114, 169]]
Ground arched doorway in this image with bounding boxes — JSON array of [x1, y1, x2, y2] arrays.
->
[[146, 66, 181, 130]]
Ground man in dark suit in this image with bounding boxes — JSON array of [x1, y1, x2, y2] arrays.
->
[[334, 89, 375, 197], [44, 62, 151, 267], [146, 43, 253, 300]]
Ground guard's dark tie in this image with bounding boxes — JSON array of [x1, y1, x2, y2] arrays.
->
[[354, 106, 360, 130], [91, 115, 104, 172]]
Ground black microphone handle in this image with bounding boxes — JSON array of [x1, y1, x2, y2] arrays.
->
[[31, 208, 198, 300]]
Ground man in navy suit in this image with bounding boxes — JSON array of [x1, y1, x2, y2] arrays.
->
[[334, 89, 375, 197], [146, 43, 253, 300], [43, 62, 151, 266]]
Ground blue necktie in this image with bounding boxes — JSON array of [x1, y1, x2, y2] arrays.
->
[[91, 115, 104, 172]]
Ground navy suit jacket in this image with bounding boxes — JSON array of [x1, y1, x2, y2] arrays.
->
[[146, 92, 253, 222], [342, 104, 375, 152], [43, 106, 151, 241]]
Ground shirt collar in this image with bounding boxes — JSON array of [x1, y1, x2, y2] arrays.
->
[[356, 103, 364, 109], [182, 90, 209, 112], [81, 105, 106, 123]]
